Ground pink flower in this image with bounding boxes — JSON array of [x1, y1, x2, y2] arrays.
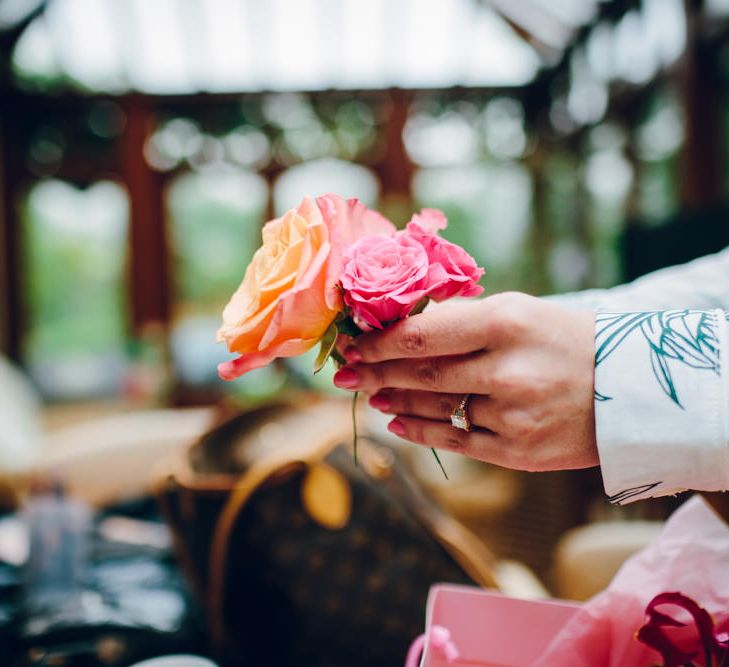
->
[[341, 233, 432, 331], [404, 209, 484, 302], [340, 208, 484, 331], [217, 194, 394, 380]]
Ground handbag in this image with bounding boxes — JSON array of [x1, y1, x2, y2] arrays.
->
[[157, 397, 500, 666]]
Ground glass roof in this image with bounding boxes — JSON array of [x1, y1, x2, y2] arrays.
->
[[5, 0, 689, 98], [5, 0, 587, 93]]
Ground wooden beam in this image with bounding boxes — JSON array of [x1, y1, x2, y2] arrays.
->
[[0, 0, 44, 361], [371, 89, 414, 202], [0, 99, 24, 361], [524, 146, 552, 295], [0, 0, 47, 55], [118, 95, 170, 333], [482, 0, 571, 56], [679, 0, 724, 208], [0, 114, 8, 355], [8, 87, 528, 115]]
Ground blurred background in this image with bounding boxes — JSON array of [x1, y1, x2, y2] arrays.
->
[[1, 0, 729, 663], [4, 0, 723, 406]]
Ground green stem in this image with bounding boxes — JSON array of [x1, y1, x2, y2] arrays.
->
[[330, 348, 346, 367], [431, 447, 448, 480], [352, 391, 359, 466]]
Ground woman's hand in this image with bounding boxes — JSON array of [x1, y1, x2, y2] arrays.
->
[[333, 292, 598, 471]]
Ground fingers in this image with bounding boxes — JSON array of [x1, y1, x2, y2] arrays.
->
[[369, 390, 499, 432], [386, 415, 509, 466], [333, 352, 493, 395], [343, 292, 538, 365], [335, 334, 354, 356], [345, 301, 490, 364]]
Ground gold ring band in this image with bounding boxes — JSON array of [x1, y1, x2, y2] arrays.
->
[[451, 394, 472, 432]]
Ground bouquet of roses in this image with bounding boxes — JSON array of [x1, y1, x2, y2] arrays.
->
[[216, 194, 484, 467]]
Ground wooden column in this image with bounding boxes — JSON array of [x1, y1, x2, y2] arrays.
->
[[0, 0, 47, 360], [525, 145, 552, 295], [0, 94, 24, 361], [680, 0, 723, 208], [118, 95, 170, 333], [378, 89, 413, 197], [0, 111, 9, 356], [372, 89, 415, 220], [624, 132, 642, 223]]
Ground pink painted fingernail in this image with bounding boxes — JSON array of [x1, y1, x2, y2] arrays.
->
[[333, 367, 360, 389], [369, 394, 391, 411], [343, 346, 362, 363], [388, 418, 406, 436]]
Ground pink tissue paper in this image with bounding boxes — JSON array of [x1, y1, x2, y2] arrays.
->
[[411, 495, 729, 667]]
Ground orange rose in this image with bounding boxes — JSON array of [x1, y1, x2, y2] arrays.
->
[[217, 197, 340, 379]]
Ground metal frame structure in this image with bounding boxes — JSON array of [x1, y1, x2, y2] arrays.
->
[[0, 0, 726, 390]]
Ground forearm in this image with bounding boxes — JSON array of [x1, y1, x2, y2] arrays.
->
[[593, 308, 729, 503]]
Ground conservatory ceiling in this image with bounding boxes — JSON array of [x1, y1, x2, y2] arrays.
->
[[3, 0, 687, 94]]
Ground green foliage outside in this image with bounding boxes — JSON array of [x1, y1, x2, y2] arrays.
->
[[168, 168, 266, 314], [23, 181, 127, 366]]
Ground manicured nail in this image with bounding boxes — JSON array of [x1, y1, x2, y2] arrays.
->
[[333, 367, 360, 389], [369, 393, 391, 411], [343, 346, 362, 363], [388, 418, 406, 436]]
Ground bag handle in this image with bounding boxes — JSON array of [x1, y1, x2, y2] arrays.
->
[[405, 626, 461, 667], [207, 437, 341, 648], [369, 445, 500, 589]]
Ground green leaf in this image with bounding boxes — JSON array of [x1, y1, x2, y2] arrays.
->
[[595, 312, 654, 365], [409, 297, 430, 317], [313, 322, 338, 374], [649, 347, 682, 407]]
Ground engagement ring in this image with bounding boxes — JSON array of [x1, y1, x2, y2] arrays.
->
[[451, 394, 472, 432]]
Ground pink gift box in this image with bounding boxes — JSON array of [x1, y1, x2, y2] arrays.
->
[[418, 584, 581, 667]]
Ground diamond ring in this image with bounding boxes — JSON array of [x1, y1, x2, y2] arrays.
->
[[451, 394, 472, 432]]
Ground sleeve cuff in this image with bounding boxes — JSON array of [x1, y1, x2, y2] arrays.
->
[[594, 309, 729, 504]]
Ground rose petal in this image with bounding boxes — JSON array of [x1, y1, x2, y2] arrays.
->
[[340, 232, 432, 330], [317, 193, 396, 311], [403, 217, 484, 302], [408, 208, 448, 233], [217, 195, 340, 379], [218, 337, 319, 380]]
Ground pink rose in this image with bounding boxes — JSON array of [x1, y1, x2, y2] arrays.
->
[[340, 208, 484, 331], [341, 233, 433, 331], [404, 209, 484, 301]]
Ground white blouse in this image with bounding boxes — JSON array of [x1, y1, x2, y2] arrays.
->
[[555, 247, 729, 503]]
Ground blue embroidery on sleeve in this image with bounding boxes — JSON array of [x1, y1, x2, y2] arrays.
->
[[608, 482, 662, 505], [595, 310, 719, 408]]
